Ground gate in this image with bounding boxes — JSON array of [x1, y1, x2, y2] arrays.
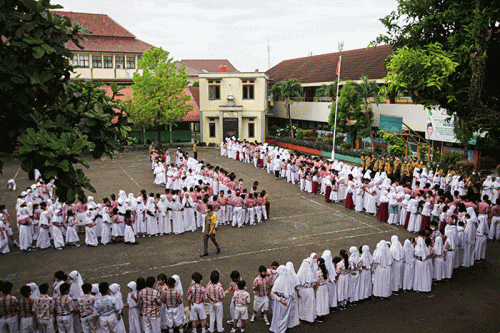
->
[[223, 118, 238, 139]]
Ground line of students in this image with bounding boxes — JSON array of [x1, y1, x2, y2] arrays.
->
[[0, 222, 484, 333]]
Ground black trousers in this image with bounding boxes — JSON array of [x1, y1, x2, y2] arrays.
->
[[194, 151, 198, 160], [203, 233, 219, 253]]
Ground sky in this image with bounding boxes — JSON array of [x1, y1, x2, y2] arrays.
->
[[54, 0, 400, 72]]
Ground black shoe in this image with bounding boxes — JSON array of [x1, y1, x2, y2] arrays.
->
[[216, 248, 221, 254], [200, 253, 208, 257]]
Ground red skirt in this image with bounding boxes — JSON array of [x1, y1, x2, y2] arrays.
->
[[236, 152, 240, 160], [257, 159, 263, 168], [312, 182, 319, 194], [421, 215, 431, 231], [439, 221, 446, 231], [377, 202, 389, 221], [404, 212, 411, 229], [345, 193, 355, 209], [265, 202, 270, 218], [325, 186, 332, 202]]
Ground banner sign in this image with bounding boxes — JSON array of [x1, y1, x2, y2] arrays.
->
[[379, 115, 403, 133]]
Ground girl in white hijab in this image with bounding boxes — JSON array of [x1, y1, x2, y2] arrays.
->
[[109, 283, 126, 333], [373, 240, 393, 298], [413, 237, 432, 292], [402, 239, 415, 291], [135, 197, 146, 237], [474, 215, 489, 261], [285, 262, 300, 329], [433, 236, 446, 281], [68, 270, 84, 333], [482, 175, 493, 200], [462, 215, 477, 268], [269, 266, 294, 333], [125, 281, 141, 333], [359, 245, 373, 300], [348, 246, 361, 303], [400, 194, 411, 226], [443, 230, 455, 280], [145, 197, 158, 237], [171, 275, 186, 326], [491, 177, 500, 203], [27, 282, 40, 298], [321, 250, 337, 308], [390, 235, 405, 292], [297, 258, 317, 323]]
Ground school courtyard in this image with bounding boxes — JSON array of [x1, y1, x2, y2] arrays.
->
[[1, 147, 499, 332]]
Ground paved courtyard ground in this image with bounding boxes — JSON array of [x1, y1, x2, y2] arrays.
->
[[1, 147, 499, 332]]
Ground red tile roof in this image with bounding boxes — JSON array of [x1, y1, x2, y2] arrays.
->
[[52, 11, 135, 38], [266, 45, 392, 84], [52, 11, 153, 54], [66, 35, 153, 53], [184, 87, 200, 122], [99, 85, 199, 122], [179, 59, 238, 73]]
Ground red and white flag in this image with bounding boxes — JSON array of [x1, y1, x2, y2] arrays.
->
[[336, 57, 341, 74]]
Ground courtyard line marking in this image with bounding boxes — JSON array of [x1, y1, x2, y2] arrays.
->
[[94, 229, 391, 279], [120, 167, 141, 189]]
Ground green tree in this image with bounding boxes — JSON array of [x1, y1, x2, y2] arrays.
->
[[130, 47, 192, 148], [1, 0, 131, 202], [271, 79, 303, 137], [314, 81, 338, 99], [354, 76, 381, 150], [372, 0, 500, 148], [329, 81, 371, 148]]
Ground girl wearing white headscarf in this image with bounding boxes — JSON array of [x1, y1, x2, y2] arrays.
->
[[270, 266, 294, 333], [474, 215, 489, 261], [373, 240, 393, 297], [443, 230, 455, 280], [125, 281, 141, 333], [377, 190, 389, 222], [406, 198, 419, 232], [321, 250, 337, 308], [109, 283, 126, 333], [433, 236, 446, 281], [489, 200, 500, 241], [171, 195, 185, 234], [297, 258, 317, 323], [365, 181, 378, 215], [413, 237, 432, 292], [51, 207, 66, 250], [285, 262, 300, 329], [348, 246, 361, 303], [402, 239, 415, 291], [421, 202, 432, 231], [145, 197, 158, 237], [390, 235, 405, 292], [27, 282, 40, 299], [135, 197, 146, 237], [84, 202, 98, 247], [481, 175, 493, 200], [100, 204, 112, 245], [491, 177, 500, 203], [387, 189, 398, 225], [462, 216, 477, 267], [67, 271, 84, 333], [400, 194, 411, 226], [171, 275, 186, 326], [359, 245, 373, 300], [117, 190, 127, 235]]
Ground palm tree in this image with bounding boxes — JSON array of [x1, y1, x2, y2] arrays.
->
[[272, 79, 303, 137], [354, 76, 381, 150], [314, 80, 338, 100]]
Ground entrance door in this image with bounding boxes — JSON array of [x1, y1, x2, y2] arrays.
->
[[223, 117, 238, 140]]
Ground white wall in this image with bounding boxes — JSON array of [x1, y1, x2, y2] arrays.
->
[[271, 101, 428, 132]]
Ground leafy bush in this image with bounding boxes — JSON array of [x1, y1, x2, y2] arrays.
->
[[497, 164, 500, 177], [340, 143, 351, 149], [296, 129, 305, 140], [304, 129, 314, 138], [456, 160, 475, 176], [303, 137, 314, 141], [269, 125, 280, 136], [334, 135, 345, 146], [478, 156, 497, 171], [325, 132, 334, 138], [388, 145, 406, 157], [439, 151, 466, 171]]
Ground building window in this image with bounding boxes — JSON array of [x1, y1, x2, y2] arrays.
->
[[209, 123, 216, 138], [242, 80, 255, 99], [126, 56, 135, 69], [104, 56, 113, 68], [92, 55, 102, 68], [115, 56, 125, 69], [248, 123, 255, 138], [209, 81, 221, 100], [69, 55, 78, 67], [79, 55, 89, 68]]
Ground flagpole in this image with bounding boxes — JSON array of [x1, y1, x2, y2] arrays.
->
[[331, 42, 343, 161]]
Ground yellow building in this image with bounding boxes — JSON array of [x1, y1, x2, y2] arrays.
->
[[199, 72, 269, 144]]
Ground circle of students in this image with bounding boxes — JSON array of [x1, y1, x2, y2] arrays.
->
[[0, 148, 271, 254]]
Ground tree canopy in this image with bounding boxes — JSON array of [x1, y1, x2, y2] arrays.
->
[[372, 0, 500, 148], [354, 76, 380, 149], [130, 47, 192, 146], [329, 81, 372, 148], [272, 79, 303, 137], [0, 0, 131, 202]]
